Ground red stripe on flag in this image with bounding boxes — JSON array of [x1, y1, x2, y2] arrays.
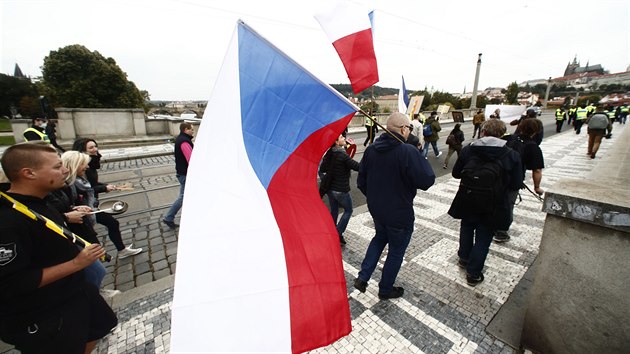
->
[[267, 115, 354, 353], [332, 28, 379, 94]]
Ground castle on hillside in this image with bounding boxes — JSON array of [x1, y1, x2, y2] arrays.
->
[[563, 56, 607, 76]]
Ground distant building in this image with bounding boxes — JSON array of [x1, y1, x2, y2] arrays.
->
[[374, 95, 398, 113], [563, 56, 606, 76]]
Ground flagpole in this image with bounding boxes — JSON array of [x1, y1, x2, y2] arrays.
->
[[357, 108, 405, 144]]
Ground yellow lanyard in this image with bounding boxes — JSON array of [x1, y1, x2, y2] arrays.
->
[[0, 191, 111, 262]]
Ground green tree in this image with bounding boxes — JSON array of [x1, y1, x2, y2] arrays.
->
[[40, 44, 145, 109], [360, 101, 379, 114], [505, 82, 519, 104], [0, 74, 39, 117]]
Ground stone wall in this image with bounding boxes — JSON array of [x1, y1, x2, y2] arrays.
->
[[521, 125, 630, 353]]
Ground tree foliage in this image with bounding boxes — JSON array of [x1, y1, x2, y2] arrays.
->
[[41, 45, 144, 109], [505, 82, 519, 104], [0, 74, 39, 117]]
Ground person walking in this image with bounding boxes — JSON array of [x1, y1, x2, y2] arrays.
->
[[555, 107, 566, 132], [443, 123, 465, 169], [72, 138, 142, 258], [494, 118, 545, 243], [363, 114, 378, 146], [353, 112, 435, 300], [0, 142, 117, 354], [163, 122, 195, 229], [422, 111, 442, 158], [321, 134, 360, 245], [472, 109, 485, 139], [447, 119, 522, 286], [45, 119, 66, 152], [586, 105, 611, 159], [574, 104, 589, 134]]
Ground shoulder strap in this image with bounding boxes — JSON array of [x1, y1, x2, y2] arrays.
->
[[0, 191, 111, 262]]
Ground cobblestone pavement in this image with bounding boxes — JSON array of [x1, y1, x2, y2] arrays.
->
[[1, 125, 623, 354]]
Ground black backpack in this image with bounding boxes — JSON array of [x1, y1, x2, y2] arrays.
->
[[457, 148, 509, 215]]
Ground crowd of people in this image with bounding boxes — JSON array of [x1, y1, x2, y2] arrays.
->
[[0, 101, 619, 351]]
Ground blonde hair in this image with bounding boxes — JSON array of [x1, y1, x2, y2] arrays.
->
[[61, 151, 90, 185]]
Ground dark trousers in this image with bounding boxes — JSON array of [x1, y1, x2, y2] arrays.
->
[[458, 217, 494, 277], [574, 119, 585, 134], [358, 219, 413, 293], [363, 125, 376, 146], [556, 119, 564, 132], [96, 212, 125, 251]]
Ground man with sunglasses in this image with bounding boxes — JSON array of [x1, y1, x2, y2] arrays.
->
[[354, 112, 435, 300]]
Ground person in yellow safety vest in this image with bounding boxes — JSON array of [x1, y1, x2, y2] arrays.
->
[[555, 107, 566, 133], [363, 113, 378, 146], [22, 117, 50, 142], [604, 107, 616, 139], [574, 105, 589, 134], [567, 106, 577, 125], [586, 103, 596, 117], [620, 104, 629, 124]]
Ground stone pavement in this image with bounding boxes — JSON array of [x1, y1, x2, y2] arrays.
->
[[0, 124, 624, 353]]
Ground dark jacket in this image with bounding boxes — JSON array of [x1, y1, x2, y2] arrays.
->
[[447, 129, 465, 148], [326, 146, 359, 193], [174, 132, 194, 176], [357, 132, 435, 228], [448, 137, 522, 230], [86, 153, 107, 197]]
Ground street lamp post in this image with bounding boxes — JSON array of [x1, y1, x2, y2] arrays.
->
[[470, 53, 482, 110], [543, 77, 552, 109]]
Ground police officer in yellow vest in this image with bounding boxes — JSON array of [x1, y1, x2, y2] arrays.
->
[[586, 103, 596, 117], [23, 117, 50, 142], [363, 113, 378, 146], [567, 106, 577, 125], [620, 104, 629, 124], [555, 107, 566, 132], [605, 107, 616, 139], [574, 105, 589, 134]]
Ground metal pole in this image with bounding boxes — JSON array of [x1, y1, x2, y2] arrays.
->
[[543, 77, 552, 109], [470, 53, 482, 109]]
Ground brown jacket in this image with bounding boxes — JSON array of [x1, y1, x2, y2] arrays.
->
[[473, 112, 485, 125]]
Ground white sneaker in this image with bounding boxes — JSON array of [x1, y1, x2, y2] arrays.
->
[[118, 244, 142, 259], [100, 289, 121, 298], [436, 151, 443, 157]]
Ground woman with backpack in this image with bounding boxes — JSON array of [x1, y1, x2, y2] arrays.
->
[[443, 123, 465, 169]]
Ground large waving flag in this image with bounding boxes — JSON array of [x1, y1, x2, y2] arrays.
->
[[398, 75, 409, 113], [315, 2, 379, 94], [170, 21, 356, 353]]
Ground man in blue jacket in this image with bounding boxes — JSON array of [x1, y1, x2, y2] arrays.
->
[[353, 112, 435, 300]]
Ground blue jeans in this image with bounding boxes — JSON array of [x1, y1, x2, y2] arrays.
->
[[164, 174, 186, 222], [457, 218, 494, 277], [83, 260, 106, 288], [330, 190, 353, 236], [358, 219, 413, 293], [423, 140, 439, 157]]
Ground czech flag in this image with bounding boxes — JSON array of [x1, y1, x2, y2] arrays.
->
[[398, 75, 409, 114], [315, 2, 379, 94], [170, 21, 356, 353]]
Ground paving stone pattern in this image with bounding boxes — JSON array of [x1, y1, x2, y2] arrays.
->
[[1, 127, 622, 354]]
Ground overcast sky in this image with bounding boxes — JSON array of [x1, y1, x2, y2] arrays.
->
[[2, 0, 628, 100]]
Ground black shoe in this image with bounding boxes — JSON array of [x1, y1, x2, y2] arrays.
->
[[378, 286, 404, 300], [339, 236, 347, 245], [466, 273, 484, 286], [493, 232, 511, 243], [353, 278, 367, 293], [457, 258, 468, 268], [162, 219, 179, 229]]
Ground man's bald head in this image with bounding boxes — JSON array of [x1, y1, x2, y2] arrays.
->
[[386, 112, 410, 130], [386, 112, 411, 140]]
